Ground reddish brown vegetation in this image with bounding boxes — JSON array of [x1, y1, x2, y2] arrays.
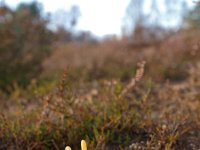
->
[[0, 29, 200, 149]]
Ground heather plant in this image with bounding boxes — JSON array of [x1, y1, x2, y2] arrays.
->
[[0, 24, 200, 150]]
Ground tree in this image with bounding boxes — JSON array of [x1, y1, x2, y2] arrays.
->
[[123, 0, 145, 34], [51, 5, 81, 42], [16, 1, 43, 17], [51, 5, 81, 31], [184, 2, 200, 29], [0, 2, 54, 91], [123, 0, 190, 37]]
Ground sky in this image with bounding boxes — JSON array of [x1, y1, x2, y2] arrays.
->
[[4, 0, 196, 37], [5, 0, 130, 37]]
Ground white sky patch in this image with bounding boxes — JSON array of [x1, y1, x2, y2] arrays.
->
[[5, 0, 130, 37], [4, 0, 196, 37], [74, 0, 130, 36]]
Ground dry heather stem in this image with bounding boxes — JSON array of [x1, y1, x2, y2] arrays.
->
[[119, 61, 146, 98]]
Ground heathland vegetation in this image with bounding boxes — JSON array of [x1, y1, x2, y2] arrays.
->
[[0, 1, 200, 149]]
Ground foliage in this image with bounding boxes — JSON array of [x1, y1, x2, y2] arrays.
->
[[0, 2, 54, 91], [123, 0, 190, 42], [185, 3, 200, 29], [0, 3, 200, 149]]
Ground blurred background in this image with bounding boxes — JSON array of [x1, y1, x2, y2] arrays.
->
[[1, 1, 200, 149], [0, 0, 200, 94]]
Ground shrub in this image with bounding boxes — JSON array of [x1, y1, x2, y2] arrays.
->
[[0, 2, 54, 91]]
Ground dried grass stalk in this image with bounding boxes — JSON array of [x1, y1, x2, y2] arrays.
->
[[119, 61, 146, 98]]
